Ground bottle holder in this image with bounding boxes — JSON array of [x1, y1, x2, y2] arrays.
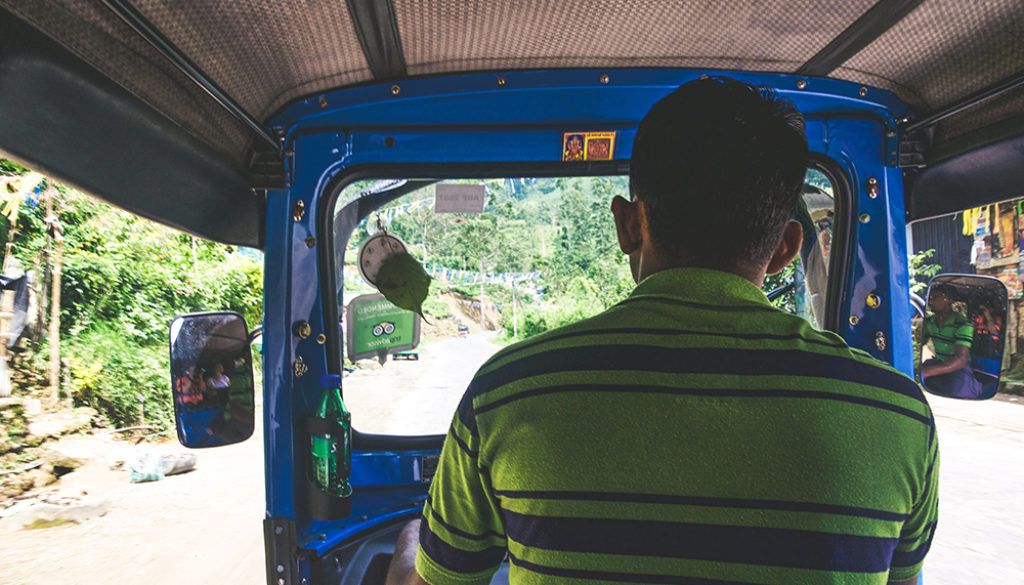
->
[[305, 415, 352, 521]]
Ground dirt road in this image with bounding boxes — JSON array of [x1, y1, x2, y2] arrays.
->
[[2, 332, 1023, 584]]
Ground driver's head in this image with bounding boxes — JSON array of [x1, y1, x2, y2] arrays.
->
[[928, 283, 957, 311], [622, 76, 808, 279]]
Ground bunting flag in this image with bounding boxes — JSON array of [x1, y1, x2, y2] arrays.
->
[[0, 172, 43, 223], [423, 263, 540, 285], [357, 198, 435, 227]]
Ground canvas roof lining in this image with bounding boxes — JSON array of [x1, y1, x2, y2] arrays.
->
[[3, 0, 1023, 171]]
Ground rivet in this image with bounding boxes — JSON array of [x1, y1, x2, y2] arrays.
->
[[318, 96, 328, 108], [867, 177, 879, 199], [292, 200, 305, 222], [849, 315, 860, 326], [293, 356, 308, 378], [293, 321, 311, 339], [275, 526, 283, 535], [599, 74, 609, 84], [278, 579, 285, 585], [796, 79, 807, 89], [277, 564, 285, 573], [875, 331, 887, 351], [384, 136, 396, 148], [859, 213, 871, 223], [316, 333, 327, 344], [496, 76, 506, 86], [391, 84, 401, 95], [305, 236, 316, 248], [866, 293, 882, 309], [859, 86, 868, 97]]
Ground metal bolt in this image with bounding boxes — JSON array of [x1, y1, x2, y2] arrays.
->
[[293, 321, 311, 339], [867, 177, 879, 199], [849, 315, 860, 326], [496, 76, 506, 86], [318, 96, 328, 108], [875, 331, 887, 351], [277, 565, 285, 573], [275, 526, 283, 535], [391, 84, 401, 95], [866, 293, 882, 309], [796, 79, 807, 89], [859, 86, 868, 97], [292, 200, 305, 222], [305, 236, 316, 248], [859, 213, 871, 223], [278, 579, 285, 585], [599, 73, 609, 84], [316, 333, 327, 345], [294, 357, 308, 378]]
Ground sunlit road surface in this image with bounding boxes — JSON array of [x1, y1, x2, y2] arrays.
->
[[2, 332, 1022, 585], [924, 393, 1024, 584]]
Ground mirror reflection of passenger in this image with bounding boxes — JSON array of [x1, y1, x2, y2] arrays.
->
[[972, 300, 1004, 359], [921, 283, 983, 398], [177, 365, 207, 407]]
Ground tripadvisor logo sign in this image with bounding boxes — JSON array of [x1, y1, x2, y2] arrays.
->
[[346, 293, 421, 362]]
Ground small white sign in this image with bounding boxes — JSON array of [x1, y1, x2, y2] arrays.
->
[[434, 184, 485, 214]]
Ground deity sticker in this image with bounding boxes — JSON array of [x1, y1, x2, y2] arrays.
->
[[562, 131, 616, 161]]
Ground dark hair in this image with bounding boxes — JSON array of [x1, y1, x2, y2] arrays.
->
[[930, 282, 958, 300], [629, 76, 808, 267]]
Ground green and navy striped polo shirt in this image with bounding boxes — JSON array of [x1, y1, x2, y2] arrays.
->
[[417, 267, 938, 585], [923, 311, 973, 362]]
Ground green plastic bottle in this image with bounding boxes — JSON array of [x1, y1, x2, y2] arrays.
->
[[311, 374, 352, 497]]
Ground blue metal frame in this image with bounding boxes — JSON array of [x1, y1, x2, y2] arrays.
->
[[259, 68, 916, 564]]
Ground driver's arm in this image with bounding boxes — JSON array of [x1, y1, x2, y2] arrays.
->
[[385, 519, 429, 585], [921, 343, 970, 378]]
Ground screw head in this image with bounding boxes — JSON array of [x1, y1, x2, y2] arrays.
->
[[796, 79, 807, 89], [391, 84, 401, 95], [318, 96, 328, 108], [277, 564, 285, 573], [849, 315, 860, 326], [292, 200, 305, 222], [316, 333, 327, 344], [859, 213, 871, 223], [599, 73, 609, 84], [293, 321, 311, 339], [496, 76, 506, 86], [305, 236, 316, 248], [859, 86, 868, 97], [866, 293, 882, 309]]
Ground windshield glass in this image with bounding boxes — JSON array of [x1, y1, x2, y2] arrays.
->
[[333, 171, 834, 436]]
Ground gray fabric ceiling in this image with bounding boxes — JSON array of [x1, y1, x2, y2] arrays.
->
[[3, 0, 1023, 169]]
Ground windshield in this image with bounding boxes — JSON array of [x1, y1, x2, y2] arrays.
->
[[333, 171, 835, 436]]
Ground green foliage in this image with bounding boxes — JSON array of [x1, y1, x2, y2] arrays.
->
[[909, 249, 941, 294], [1, 164, 264, 431]]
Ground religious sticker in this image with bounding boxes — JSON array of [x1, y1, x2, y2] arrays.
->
[[562, 131, 616, 161]]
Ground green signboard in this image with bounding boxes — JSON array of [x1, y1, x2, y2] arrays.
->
[[345, 293, 421, 362]]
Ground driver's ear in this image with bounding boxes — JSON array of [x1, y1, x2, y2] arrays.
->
[[766, 220, 803, 275], [611, 196, 642, 254]]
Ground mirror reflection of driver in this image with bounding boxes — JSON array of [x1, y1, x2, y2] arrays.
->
[[921, 283, 983, 398]]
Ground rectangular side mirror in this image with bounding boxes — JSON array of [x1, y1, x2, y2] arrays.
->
[[916, 275, 1009, 400], [169, 312, 255, 447]]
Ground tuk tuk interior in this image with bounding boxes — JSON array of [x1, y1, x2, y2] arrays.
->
[[1, 2, 1022, 584]]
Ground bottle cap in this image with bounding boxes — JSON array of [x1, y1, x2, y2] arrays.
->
[[320, 374, 342, 388]]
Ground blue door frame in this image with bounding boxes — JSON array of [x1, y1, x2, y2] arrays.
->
[[259, 69, 915, 558]]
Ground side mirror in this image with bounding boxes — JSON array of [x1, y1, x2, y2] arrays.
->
[[169, 312, 255, 447], [916, 275, 1008, 400]]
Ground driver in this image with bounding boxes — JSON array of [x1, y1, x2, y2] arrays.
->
[[921, 282, 983, 398], [386, 77, 937, 585]]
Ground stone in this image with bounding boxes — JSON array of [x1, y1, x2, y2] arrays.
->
[[27, 412, 94, 440], [0, 494, 110, 528], [25, 466, 57, 489], [356, 359, 382, 370]]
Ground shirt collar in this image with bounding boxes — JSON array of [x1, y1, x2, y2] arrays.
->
[[628, 267, 773, 308]]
